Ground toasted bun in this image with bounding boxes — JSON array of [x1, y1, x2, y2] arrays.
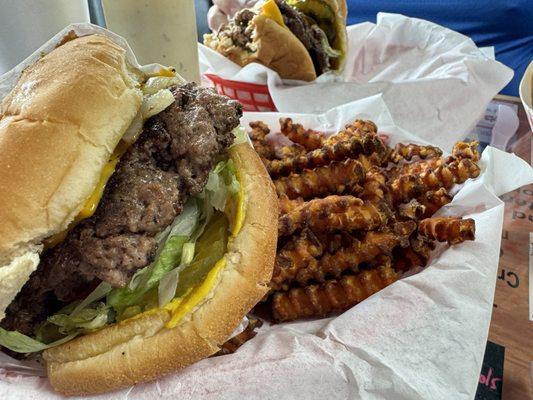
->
[[251, 14, 317, 81], [43, 143, 278, 396], [337, 0, 347, 20], [205, 14, 316, 81], [0, 35, 143, 267]]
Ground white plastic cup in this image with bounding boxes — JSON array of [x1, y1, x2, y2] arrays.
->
[[0, 0, 89, 75], [102, 0, 200, 83]]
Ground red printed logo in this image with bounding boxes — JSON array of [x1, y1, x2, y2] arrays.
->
[[479, 367, 502, 391]]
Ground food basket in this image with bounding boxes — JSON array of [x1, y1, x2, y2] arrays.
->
[[204, 73, 277, 112]]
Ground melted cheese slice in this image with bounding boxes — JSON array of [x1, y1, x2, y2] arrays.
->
[[43, 150, 122, 249], [262, 0, 288, 29]]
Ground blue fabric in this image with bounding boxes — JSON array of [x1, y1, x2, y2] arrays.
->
[[346, 1, 533, 96]]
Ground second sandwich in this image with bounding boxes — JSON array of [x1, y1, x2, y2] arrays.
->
[[204, 0, 348, 81]]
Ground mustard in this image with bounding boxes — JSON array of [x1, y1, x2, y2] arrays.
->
[[164, 257, 227, 329]]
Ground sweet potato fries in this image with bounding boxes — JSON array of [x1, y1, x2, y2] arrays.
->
[[251, 117, 478, 323]]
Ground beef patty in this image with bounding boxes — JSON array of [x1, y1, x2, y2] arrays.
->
[[1, 83, 242, 336], [275, 0, 331, 76]]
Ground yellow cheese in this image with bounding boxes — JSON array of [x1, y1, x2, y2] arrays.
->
[[164, 257, 227, 329], [261, 0, 287, 28], [151, 67, 176, 78], [44, 144, 126, 249], [77, 157, 119, 220]]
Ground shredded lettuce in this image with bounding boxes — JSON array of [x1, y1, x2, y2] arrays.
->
[[181, 242, 196, 265], [0, 328, 77, 354], [47, 303, 112, 335], [174, 214, 229, 298], [158, 267, 182, 308], [71, 282, 112, 316], [107, 201, 201, 316], [232, 126, 249, 146], [203, 159, 240, 211], [142, 76, 182, 95]]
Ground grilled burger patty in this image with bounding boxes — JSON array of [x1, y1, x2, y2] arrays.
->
[[1, 83, 243, 336], [274, 0, 330, 76]]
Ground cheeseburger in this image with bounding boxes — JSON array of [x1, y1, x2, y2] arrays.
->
[[0, 34, 277, 395], [204, 0, 348, 81]]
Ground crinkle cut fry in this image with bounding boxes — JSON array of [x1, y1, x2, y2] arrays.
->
[[398, 199, 426, 220], [357, 153, 384, 170], [290, 228, 411, 288], [419, 188, 452, 218], [387, 157, 445, 180], [325, 120, 378, 146], [389, 143, 443, 163], [272, 224, 414, 290], [272, 229, 339, 291], [280, 117, 325, 150], [420, 158, 481, 191], [267, 134, 387, 178], [272, 265, 397, 322], [274, 159, 365, 200], [452, 141, 480, 162], [419, 217, 476, 244], [214, 318, 263, 356], [249, 121, 275, 160], [274, 143, 306, 159], [392, 236, 435, 271], [278, 196, 392, 237], [390, 158, 481, 204], [361, 167, 390, 204], [279, 194, 304, 215]]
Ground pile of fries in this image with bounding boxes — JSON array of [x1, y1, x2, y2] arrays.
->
[[250, 118, 480, 323]]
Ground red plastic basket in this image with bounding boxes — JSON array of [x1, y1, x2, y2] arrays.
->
[[205, 73, 277, 112]]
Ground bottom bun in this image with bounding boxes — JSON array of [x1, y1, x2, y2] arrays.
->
[[43, 143, 278, 395]]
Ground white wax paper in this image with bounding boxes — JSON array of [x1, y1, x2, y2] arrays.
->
[[199, 13, 513, 150], [1, 22, 533, 400]]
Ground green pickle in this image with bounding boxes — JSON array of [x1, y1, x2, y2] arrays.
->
[[174, 212, 229, 298], [286, 0, 336, 42]]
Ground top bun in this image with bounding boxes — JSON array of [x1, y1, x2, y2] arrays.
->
[[0, 35, 144, 265], [337, 0, 347, 20]]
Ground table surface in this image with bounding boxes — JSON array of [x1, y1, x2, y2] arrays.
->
[[487, 95, 532, 400]]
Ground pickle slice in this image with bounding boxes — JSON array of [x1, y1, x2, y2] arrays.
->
[[174, 212, 229, 298], [287, 0, 336, 41]]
